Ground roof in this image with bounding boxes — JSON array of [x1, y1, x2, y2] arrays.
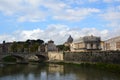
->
[[67, 35, 73, 43], [73, 37, 84, 43], [105, 36, 120, 42]]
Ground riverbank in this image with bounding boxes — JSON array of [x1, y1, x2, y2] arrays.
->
[[1, 60, 120, 74], [48, 61, 120, 74]]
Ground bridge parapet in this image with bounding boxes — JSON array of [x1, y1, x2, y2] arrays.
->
[[0, 52, 48, 61]]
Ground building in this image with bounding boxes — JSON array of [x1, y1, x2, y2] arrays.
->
[[45, 40, 58, 52], [101, 41, 105, 51], [0, 41, 12, 53], [70, 35, 101, 52], [104, 36, 120, 51], [64, 35, 73, 46], [38, 44, 45, 52]]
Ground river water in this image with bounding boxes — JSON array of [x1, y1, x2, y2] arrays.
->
[[0, 63, 120, 80]]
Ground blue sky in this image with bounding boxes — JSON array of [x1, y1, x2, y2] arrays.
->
[[0, 0, 120, 44]]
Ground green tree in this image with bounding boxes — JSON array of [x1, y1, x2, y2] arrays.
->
[[57, 45, 70, 51], [30, 43, 39, 52], [10, 42, 17, 52]]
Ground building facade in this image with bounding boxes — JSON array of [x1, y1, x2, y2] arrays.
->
[[104, 36, 120, 51], [45, 40, 58, 52], [70, 35, 101, 52], [0, 41, 12, 53], [48, 52, 63, 61]]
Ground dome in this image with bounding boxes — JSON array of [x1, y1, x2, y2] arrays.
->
[[67, 35, 73, 43]]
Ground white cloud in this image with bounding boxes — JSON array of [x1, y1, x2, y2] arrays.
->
[[0, 0, 46, 22], [0, 24, 111, 44], [0, 0, 69, 22], [99, 6, 120, 39], [101, 11, 120, 22], [100, 6, 120, 26], [0, 34, 16, 43], [17, 11, 46, 22], [0, 0, 23, 15], [0, 0, 101, 22], [53, 8, 100, 21]]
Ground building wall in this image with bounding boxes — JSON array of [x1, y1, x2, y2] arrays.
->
[[101, 41, 105, 51], [70, 42, 86, 52], [48, 52, 63, 61], [46, 40, 58, 52], [104, 36, 120, 51], [70, 36, 101, 52]]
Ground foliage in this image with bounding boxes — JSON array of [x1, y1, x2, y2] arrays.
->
[[30, 43, 40, 52], [10, 39, 44, 53], [2, 56, 16, 62], [57, 45, 70, 51], [10, 42, 17, 52], [26, 39, 44, 44]]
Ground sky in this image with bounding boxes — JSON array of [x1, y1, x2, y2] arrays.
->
[[0, 0, 120, 44]]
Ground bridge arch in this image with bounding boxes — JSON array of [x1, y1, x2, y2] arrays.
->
[[2, 54, 25, 63], [36, 54, 48, 62]]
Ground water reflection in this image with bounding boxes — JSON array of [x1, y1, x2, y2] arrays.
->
[[0, 63, 120, 80]]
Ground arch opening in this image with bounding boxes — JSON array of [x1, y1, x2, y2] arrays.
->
[[36, 55, 48, 62]]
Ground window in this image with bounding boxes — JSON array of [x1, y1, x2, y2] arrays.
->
[[116, 42, 120, 49]]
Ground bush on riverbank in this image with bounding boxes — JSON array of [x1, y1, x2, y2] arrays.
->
[[2, 56, 16, 62]]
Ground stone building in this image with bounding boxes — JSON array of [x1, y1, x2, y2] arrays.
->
[[104, 36, 120, 51], [38, 44, 45, 52], [101, 41, 105, 51], [45, 40, 58, 52], [0, 41, 12, 53], [70, 35, 101, 52]]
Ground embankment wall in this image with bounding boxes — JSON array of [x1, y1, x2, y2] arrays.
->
[[64, 51, 120, 64]]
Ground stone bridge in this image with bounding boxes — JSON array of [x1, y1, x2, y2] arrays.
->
[[0, 52, 48, 63]]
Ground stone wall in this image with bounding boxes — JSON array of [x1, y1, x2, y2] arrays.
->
[[48, 51, 63, 61], [64, 51, 120, 64]]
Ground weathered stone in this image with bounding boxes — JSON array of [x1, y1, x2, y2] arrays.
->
[[64, 51, 120, 64]]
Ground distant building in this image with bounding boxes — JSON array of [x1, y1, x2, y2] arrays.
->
[[38, 44, 45, 52], [64, 35, 73, 46], [104, 36, 120, 51], [70, 35, 101, 52], [0, 41, 12, 53], [45, 40, 58, 52], [101, 41, 105, 51]]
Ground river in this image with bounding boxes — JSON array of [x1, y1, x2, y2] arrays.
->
[[0, 63, 120, 80]]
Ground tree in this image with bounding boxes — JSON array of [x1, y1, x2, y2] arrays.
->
[[10, 42, 17, 52], [36, 39, 44, 44], [57, 45, 70, 51], [30, 43, 39, 52]]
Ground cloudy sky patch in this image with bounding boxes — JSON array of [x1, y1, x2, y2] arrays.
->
[[0, 0, 120, 44]]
